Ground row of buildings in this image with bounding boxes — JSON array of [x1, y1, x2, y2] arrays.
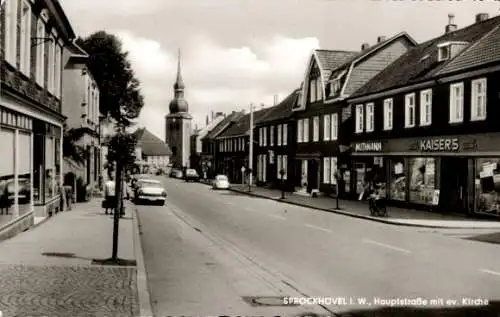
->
[[191, 13, 500, 217], [0, 0, 106, 238]]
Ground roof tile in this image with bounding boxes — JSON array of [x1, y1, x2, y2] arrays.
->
[[134, 128, 172, 156], [219, 107, 274, 138], [258, 89, 301, 125]]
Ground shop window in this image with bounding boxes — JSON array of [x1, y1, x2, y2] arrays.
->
[[0, 128, 15, 221], [475, 158, 500, 215], [45, 136, 56, 200], [18, 132, 32, 216], [409, 158, 436, 205], [323, 157, 331, 184], [389, 158, 406, 201]]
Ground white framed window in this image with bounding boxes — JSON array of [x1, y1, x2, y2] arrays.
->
[[438, 45, 450, 62], [270, 126, 274, 146], [330, 79, 341, 96], [316, 78, 322, 101], [331, 113, 338, 140], [281, 155, 287, 179], [20, 0, 32, 75], [47, 33, 56, 93], [420, 89, 432, 126], [313, 116, 319, 142], [35, 19, 46, 86], [259, 128, 263, 146], [297, 119, 303, 142], [277, 155, 282, 178], [263, 127, 267, 146], [4, 0, 19, 66], [309, 79, 316, 102], [323, 157, 331, 184], [54, 43, 62, 98], [449, 82, 464, 123], [383, 98, 393, 130], [471, 78, 487, 121], [303, 118, 309, 142], [263, 155, 267, 182], [355, 104, 364, 133], [277, 125, 282, 145], [405, 93, 416, 128], [323, 114, 331, 141], [330, 157, 338, 185], [365, 103, 374, 132], [283, 124, 287, 146]]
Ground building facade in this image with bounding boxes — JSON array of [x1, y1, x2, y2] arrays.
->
[[0, 0, 77, 238], [347, 13, 500, 216], [165, 50, 192, 169], [190, 112, 225, 176], [133, 127, 171, 174], [61, 40, 101, 194]]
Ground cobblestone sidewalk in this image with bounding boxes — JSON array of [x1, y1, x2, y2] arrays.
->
[[0, 198, 139, 317]]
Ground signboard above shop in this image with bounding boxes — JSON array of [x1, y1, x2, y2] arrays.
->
[[353, 142, 383, 152]]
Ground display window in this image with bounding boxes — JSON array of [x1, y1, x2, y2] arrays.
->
[[389, 158, 406, 201], [475, 158, 500, 215], [409, 158, 436, 205]]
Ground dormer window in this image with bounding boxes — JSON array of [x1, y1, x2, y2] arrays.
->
[[437, 41, 469, 62], [330, 80, 341, 96], [438, 46, 450, 61]]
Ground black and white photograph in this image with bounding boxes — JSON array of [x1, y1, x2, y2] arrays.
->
[[1, 0, 500, 316]]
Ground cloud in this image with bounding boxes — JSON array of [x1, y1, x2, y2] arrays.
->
[[64, 0, 169, 16], [112, 31, 319, 139]]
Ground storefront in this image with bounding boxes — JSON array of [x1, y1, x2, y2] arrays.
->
[[351, 133, 500, 216]]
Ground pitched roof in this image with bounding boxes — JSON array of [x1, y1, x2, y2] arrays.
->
[[204, 111, 245, 140], [218, 107, 274, 138], [350, 15, 500, 98], [315, 50, 359, 84], [258, 89, 301, 125], [133, 128, 172, 156]]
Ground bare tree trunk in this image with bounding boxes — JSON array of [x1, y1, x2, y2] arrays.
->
[[112, 161, 123, 261]]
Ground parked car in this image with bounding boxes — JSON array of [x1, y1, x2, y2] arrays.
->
[[184, 169, 200, 182], [169, 169, 183, 179], [131, 174, 150, 191], [212, 175, 230, 190], [134, 179, 167, 205]]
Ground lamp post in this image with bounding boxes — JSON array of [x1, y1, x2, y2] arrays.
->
[[248, 103, 254, 192], [334, 171, 340, 210], [279, 168, 285, 199]]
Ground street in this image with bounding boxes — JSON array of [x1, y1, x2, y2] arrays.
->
[[137, 176, 500, 316]]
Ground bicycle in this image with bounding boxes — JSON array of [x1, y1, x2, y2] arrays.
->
[[368, 192, 388, 217]]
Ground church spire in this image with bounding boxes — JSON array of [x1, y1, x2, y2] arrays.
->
[[174, 48, 185, 91]]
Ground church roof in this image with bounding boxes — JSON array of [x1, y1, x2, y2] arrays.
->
[[133, 128, 172, 156]]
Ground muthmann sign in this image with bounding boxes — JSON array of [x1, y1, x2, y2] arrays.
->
[[419, 138, 460, 152], [354, 142, 382, 152]]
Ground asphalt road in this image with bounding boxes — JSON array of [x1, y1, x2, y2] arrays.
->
[[137, 177, 500, 316]]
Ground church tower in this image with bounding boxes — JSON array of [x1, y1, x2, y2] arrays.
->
[[165, 49, 192, 168]]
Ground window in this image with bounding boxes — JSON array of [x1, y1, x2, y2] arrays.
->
[[471, 78, 487, 121], [323, 115, 331, 141], [355, 104, 364, 133], [316, 78, 322, 101], [438, 45, 450, 62], [383, 98, 393, 130], [55, 44, 62, 98], [283, 124, 287, 146], [405, 93, 416, 128], [449, 82, 464, 123], [309, 79, 316, 102], [277, 155, 282, 178], [323, 157, 331, 184], [330, 79, 341, 96], [297, 119, 303, 142], [330, 157, 338, 185], [420, 89, 432, 126], [270, 126, 274, 146], [263, 127, 267, 146], [277, 155, 287, 180], [47, 33, 56, 93], [313, 116, 319, 142], [3, 0, 19, 66], [365, 103, 374, 132], [277, 125, 282, 146], [259, 128, 263, 146], [303, 118, 309, 142], [20, 0, 32, 75], [331, 113, 338, 140], [35, 19, 46, 86]]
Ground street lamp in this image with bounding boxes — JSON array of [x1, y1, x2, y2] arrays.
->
[[279, 168, 286, 199]]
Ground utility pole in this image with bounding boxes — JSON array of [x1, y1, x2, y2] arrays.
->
[[248, 103, 254, 191]]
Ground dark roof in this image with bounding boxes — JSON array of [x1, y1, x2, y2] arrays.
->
[[218, 107, 274, 138], [203, 111, 245, 140], [258, 89, 301, 125], [351, 15, 500, 98], [133, 128, 172, 156], [315, 50, 359, 84]]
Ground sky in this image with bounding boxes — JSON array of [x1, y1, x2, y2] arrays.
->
[[62, 0, 500, 140]]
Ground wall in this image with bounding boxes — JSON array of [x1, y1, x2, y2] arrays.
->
[[61, 64, 84, 128]]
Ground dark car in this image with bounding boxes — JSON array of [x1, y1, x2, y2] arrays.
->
[[184, 169, 199, 182]]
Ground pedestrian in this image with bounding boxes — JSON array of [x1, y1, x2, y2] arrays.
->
[[103, 175, 116, 215], [64, 184, 73, 211]]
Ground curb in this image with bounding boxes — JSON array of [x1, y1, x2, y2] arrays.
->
[[228, 188, 500, 229], [131, 204, 154, 317]]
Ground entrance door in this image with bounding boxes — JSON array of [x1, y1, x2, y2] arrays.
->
[[440, 157, 468, 213], [308, 160, 319, 193]]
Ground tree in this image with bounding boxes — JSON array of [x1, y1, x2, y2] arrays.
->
[[62, 124, 87, 165], [77, 31, 144, 263]]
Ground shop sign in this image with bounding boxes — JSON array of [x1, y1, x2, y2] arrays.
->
[[418, 138, 460, 152], [353, 142, 383, 152]]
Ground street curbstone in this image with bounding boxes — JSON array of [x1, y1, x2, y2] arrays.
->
[[228, 188, 500, 229], [131, 203, 154, 317]]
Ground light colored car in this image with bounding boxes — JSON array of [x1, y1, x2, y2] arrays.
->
[[212, 175, 230, 190], [185, 169, 200, 182], [134, 179, 167, 205]]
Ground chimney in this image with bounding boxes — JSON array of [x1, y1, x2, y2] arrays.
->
[[216, 111, 223, 117], [205, 115, 209, 126], [377, 36, 386, 43], [445, 14, 457, 33], [361, 43, 370, 51], [476, 13, 489, 22], [273, 94, 279, 106], [211, 110, 214, 120]]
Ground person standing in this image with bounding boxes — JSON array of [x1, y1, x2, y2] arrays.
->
[[103, 175, 116, 215]]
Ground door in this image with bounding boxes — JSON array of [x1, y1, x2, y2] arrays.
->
[[440, 157, 468, 213], [307, 159, 319, 193]]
